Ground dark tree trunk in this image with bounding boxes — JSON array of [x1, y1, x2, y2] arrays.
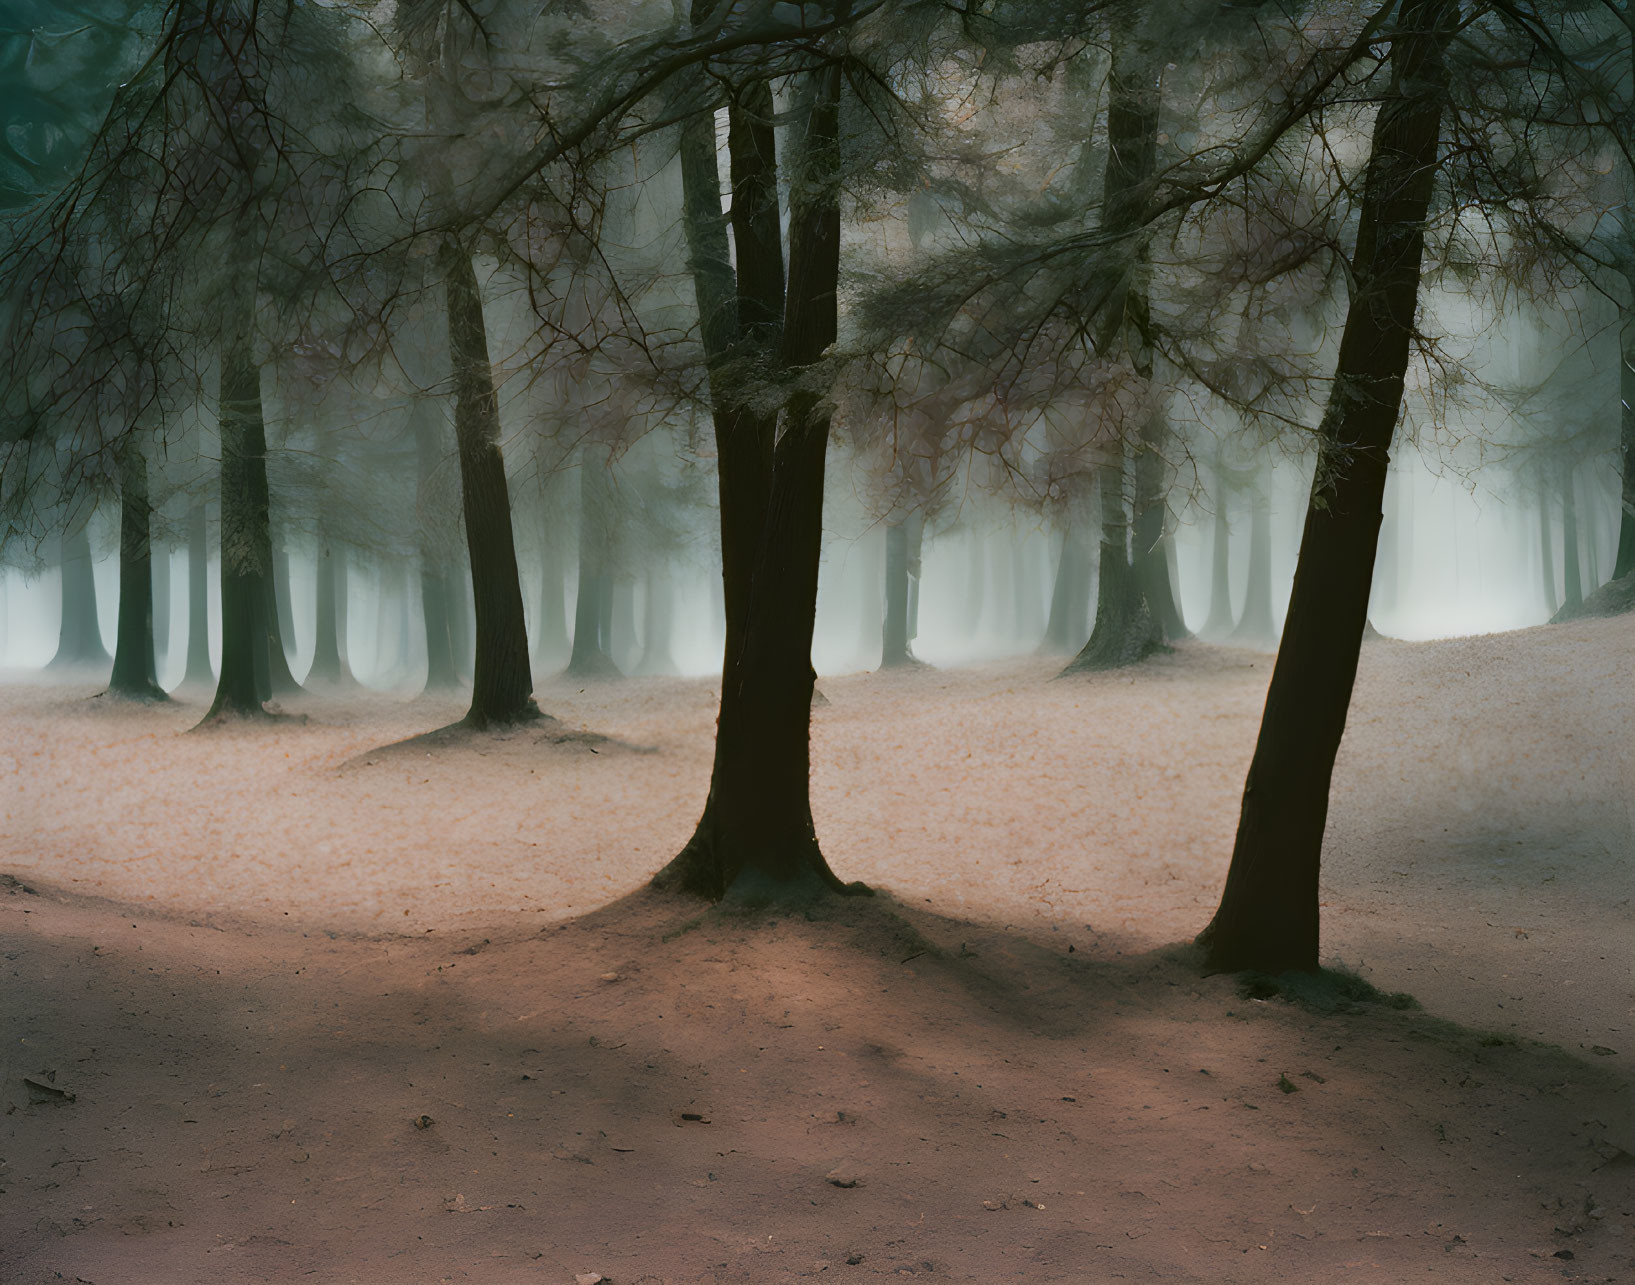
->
[[880, 521, 916, 667], [51, 520, 110, 669], [1061, 26, 1166, 672], [656, 54, 856, 901], [567, 452, 622, 678], [442, 242, 537, 727], [1197, 0, 1454, 974], [184, 504, 213, 686], [1230, 491, 1275, 643], [1561, 465, 1583, 613], [205, 299, 273, 721], [307, 535, 354, 684], [107, 445, 167, 700], [1064, 453, 1159, 671], [1203, 463, 1235, 636]]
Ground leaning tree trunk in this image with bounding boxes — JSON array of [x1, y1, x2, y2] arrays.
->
[[51, 520, 110, 669], [656, 55, 856, 901], [107, 444, 167, 700], [1197, 0, 1455, 974], [442, 241, 537, 727], [183, 504, 213, 685]]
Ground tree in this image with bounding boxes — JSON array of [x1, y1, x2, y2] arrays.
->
[[653, 7, 864, 900], [1197, 0, 1457, 973], [105, 440, 167, 699]]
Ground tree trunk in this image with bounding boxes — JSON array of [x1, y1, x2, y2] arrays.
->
[[411, 410, 462, 692], [1203, 462, 1235, 635], [1197, 0, 1454, 974], [307, 535, 354, 684], [442, 242, 537, 726], [1539, 492, 1558, 613], [107, 444, 166, 700], [656, 53, 856, 901], [1561, 464, 1583, 612], [1617, 312, 1635, 580], [1230, 489, 1275, 643], [1061, 25, 1166, 672], [184, 504, 214, 685], [1134, 418, 1189, 641], [51, 520, 110, 669], [205, 295, 272, 721], [567, 452, 622, 678], [880, 521, 914, 667], [1064, 453, 1159, 671]]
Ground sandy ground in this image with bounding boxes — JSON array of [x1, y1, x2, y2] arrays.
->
[[1, 618, 1631, 1282]]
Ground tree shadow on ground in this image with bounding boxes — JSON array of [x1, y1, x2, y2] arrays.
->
[[3, 879, 1629, 1285], [339, 711, 655, 771]]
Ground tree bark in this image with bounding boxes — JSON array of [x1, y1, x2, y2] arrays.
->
[[1061, 25, 1166, 672], [656, 51, 857, 901], [205, 294, 273, 721], [51, 520, 110, 669], [442, 242, 537, 726], [1197, 0, 1455, 974], [107, 444, 167, 700], [1064, 452, 1159, 671], [184, 504, 214, 685]]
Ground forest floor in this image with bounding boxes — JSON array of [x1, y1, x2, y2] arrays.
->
[[1, 617, 1630, 1283]]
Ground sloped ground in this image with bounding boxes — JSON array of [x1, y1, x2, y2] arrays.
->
[[1, 617, 1631, 1282]]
